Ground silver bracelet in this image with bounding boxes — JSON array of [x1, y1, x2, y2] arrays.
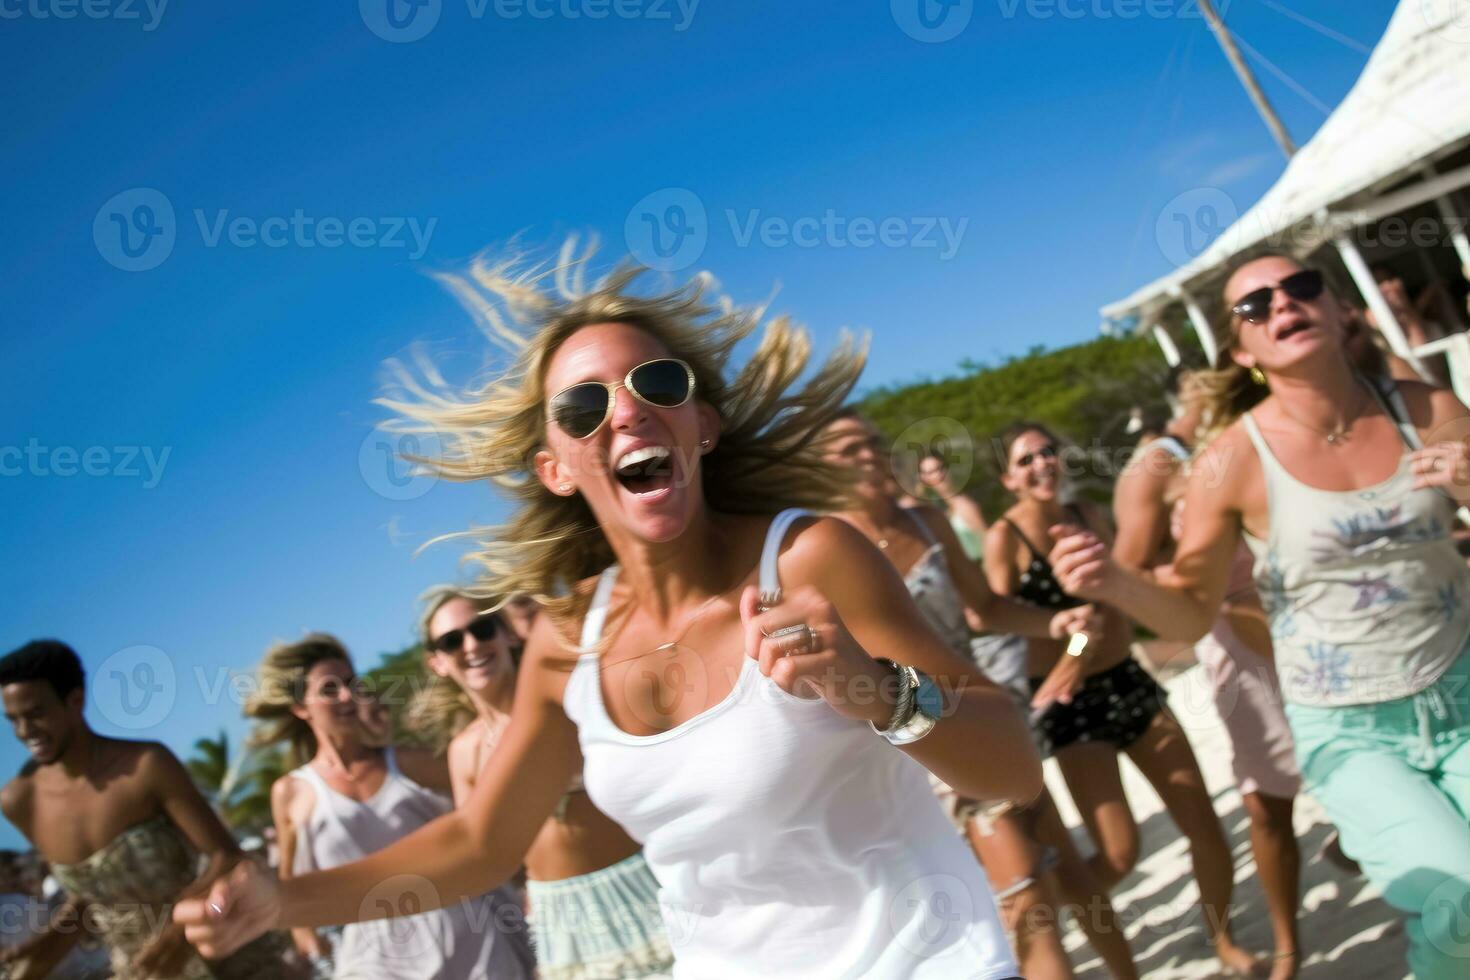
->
[[872, 660, 916, 732]]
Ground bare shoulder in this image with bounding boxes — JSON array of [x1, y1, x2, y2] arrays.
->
[[519, 610, 584, 703], [1394, 378, 1470, 430], [1192, 422, 1258, 510], [0, 773, 34, 825], [271, 767, 310, 822]]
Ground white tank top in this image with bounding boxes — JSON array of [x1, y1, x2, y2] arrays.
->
[[562, 509, 1017, 979], [1241, 379, 1470, 707], [289, 748, 533, 979]]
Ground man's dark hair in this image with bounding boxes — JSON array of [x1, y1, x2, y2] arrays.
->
[[0, 640, 86, 701]]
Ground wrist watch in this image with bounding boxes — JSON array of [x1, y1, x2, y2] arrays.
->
[[871, 660, 943, 746]]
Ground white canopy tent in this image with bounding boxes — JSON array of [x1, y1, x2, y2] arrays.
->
[[1103, 0, 1470, 401]]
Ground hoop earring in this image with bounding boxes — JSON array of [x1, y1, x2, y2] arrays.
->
[[1249, 366, 1268, 386]]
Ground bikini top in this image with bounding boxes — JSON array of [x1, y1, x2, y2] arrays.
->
[[1000, 505, 1087, 611]]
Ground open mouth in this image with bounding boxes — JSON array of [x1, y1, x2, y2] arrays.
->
[[615, 446, 676, 497], [465, 652, 496, 671], [1276, 320, 1314, 342], [24, 738, 48, 756]]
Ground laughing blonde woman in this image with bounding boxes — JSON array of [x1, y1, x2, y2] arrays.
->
[[179, 245, 1040, 979]]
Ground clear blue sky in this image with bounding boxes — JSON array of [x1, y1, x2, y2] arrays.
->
[[0, 0, 1396, 848]]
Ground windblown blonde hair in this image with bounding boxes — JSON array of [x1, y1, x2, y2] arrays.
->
[[245, 633, 353, 769], [377, 239, 868, 632], [405, 587, 504, 752]]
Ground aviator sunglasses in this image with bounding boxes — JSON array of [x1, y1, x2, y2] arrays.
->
[[549, 358, 697, 439], [1230, 269, 1325, 324], [431, 612, 502, 655]]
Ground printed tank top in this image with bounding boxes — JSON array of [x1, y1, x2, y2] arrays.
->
[[1241, 378, 1470, 706]]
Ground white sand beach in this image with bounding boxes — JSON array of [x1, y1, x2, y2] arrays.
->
[[1047, 660, 1411, 980]]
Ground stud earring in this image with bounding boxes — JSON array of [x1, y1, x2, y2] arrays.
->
[[1249, 366, 1267, 386], [558, 484, 572, 493], [699, 439, 711, 448]]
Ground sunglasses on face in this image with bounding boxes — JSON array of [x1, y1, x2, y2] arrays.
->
[[548, 358, 696, 440], [431, 612, 501, 654], [1015, 445, 1057, 468], [1229, 269, 1325, 324]]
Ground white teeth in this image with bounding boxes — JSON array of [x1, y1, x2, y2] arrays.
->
[[466, 655, 492, 669], [616, 446, 671, 473]]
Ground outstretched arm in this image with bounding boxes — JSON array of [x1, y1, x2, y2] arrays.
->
[[177, 615, 583, 958], [1050, 448, 1240, 643], [917, 506, 1094, 641]]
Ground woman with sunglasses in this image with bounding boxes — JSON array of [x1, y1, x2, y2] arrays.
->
[[822, 410, 1139, 980], [985, 422, 1259, 977], [245, 633, 535, 979], [1047, 253, 1470, 980], [410, 588, 672, 978], [178, 251, 1038, 979]]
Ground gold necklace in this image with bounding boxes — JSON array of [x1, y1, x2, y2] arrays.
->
[[601, 573, 749, 667], [1275, 383, 1366, 445]]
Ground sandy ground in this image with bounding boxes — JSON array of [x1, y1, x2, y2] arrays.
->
[[1042, 662, 1410, 980]]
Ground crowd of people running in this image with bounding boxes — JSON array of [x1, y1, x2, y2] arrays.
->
[[1, 245, 1468, 979]]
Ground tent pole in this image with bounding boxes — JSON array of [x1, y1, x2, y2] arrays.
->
[[1151, 323, 1183, 367], [1335, 235, 1432, 381], [1198, 0, 1297, 159], [1174, 286, 1220, 366], [1419, 164, 1470, 269]]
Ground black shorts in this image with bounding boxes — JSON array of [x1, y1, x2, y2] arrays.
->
[[1028, 657, 1166, 754]]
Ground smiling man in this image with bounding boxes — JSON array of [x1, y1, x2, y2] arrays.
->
[[0, 639, 294, 979]]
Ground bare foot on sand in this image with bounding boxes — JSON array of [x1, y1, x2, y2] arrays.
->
[[1215, 937, 1268, 977], [1266, 949, 1298, 980]]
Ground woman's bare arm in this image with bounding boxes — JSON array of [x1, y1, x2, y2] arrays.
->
[[271, 778, 327, 958], [177, 615, 583, 957], [983, 520, 1023, 596], [790, 518, 1043, 804], [1051, 445, 1241, 642], [916, 506, 1085, 640], [1112, 445, 1179, 571]]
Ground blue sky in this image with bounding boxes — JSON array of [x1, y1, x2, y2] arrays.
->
[[0, 0, 1396, 848]]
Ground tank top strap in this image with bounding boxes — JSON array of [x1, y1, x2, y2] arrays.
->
[[381, 745, 401, 778], [758, 508, 813, 606], [1362, 373, 1423, 451], [1240, 412, 1289, 480], [289, 761, 330, 796], [579, 565, 622, 648]]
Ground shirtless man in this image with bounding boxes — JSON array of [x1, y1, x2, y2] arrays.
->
[[0, 639, 291, 979]]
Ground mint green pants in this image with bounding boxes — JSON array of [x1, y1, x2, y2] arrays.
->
[[1287, 646, 1470, 980]]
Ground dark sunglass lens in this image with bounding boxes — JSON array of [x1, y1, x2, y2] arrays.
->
[[1233, 287, 1272, 323], [1281, 269, 1324, 300], [434, 629, 465, 654], [630, 360, 692, 407], [551, 384, 610, 438], [467, 615, 500, 641]]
